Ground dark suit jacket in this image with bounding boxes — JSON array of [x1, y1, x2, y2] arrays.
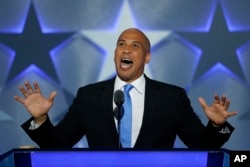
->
[[22, 76, 234, 149]]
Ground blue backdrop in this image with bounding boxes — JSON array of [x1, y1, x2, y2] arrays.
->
[[0, 0, 250, 154]]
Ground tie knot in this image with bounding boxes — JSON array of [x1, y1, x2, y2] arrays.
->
[[124, 84, 133, 93]]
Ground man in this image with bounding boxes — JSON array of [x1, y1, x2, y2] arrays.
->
[[15, 28, 237, 149]]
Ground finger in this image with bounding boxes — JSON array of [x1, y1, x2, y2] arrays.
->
[[14, 96, 24, 104], [227, 111, 238, 118], [19, 145, 37, 149], [33, 82, 41, 94], [220, 95, 226, 106], [25, 81, 34, 94], [224, 100, 230, 110], [19, 85, 29, 98], [48, 91, 57, 102], [198, 97, 207, 110], [213, 93, 220, 104]]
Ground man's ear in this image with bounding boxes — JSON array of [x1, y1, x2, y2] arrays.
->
[[145, 52, 151, 64]]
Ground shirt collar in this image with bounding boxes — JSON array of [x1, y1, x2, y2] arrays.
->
[[114, 74, 145, 94]]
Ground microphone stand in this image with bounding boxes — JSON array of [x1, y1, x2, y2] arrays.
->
[[117, 106, 122, 148], [114, 106, 124, 148]]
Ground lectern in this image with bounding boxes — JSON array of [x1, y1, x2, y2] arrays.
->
[[0, 148, 229, 167]]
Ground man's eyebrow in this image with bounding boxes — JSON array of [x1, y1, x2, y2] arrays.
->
[[117, 39, 125, 43], [133, 41, 142, 45], [116, 39, 144, 47]]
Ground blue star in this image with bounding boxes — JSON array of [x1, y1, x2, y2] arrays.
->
[[0, 3, 73, 82], [178, 3, 250, 82]]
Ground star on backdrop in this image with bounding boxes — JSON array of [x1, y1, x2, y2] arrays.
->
[[81, 0, 172, 81], [0, 3, 73, 82], [0, 109, 12, 121], [178, 3, 250, 82]]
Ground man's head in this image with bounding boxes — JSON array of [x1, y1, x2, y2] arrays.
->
[[114, 28, 151, 83]]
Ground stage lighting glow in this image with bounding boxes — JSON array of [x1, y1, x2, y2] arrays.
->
[[200, 2, 217, 32], [237, 41, 250, 82], [197, 63, 245, 85], [0, 2, 30, 33], [0, 43, 15, 71], [220, 0, 250, 31], [10, 64, 54, 84]]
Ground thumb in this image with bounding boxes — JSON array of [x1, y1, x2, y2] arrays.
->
[[198, 97, 207, 110], [48, 91, 57, 102]]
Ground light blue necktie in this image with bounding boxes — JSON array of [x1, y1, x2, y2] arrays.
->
[[121, 84, 133, 148]]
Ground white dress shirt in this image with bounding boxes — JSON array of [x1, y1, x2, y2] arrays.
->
[[114, 75, 145, 147]]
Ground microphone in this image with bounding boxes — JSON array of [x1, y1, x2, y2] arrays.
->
[[114, 90, 124, 107], [114, 90, 124, 120], [113, 90, 124, 148], [114, 106, 124, 121]]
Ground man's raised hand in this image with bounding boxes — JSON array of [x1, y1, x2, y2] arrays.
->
[[14, 81, 57, 124], [198, 94, 238, 126]]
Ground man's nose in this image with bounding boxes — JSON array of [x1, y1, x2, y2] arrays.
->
[[123, 45, 132, 53]]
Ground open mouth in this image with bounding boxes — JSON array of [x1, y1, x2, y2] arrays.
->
[[121, 58, 133, 65]]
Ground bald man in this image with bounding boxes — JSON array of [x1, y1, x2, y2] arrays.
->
[[16, 28, 236, 149]]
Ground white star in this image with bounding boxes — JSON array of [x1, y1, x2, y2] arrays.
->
[[81, 0, 172, 81]]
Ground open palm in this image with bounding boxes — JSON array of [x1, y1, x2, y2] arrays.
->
[[14, 81, 56, 123], [198, 94, 238, 126]]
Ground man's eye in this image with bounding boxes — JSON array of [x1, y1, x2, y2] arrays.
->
[[133, 44, 139, 48], [118, 42, 125, 46]]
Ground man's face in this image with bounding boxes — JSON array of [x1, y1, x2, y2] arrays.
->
[[114, 29, 151, 83]]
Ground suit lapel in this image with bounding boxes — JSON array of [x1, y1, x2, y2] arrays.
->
[[99, 78, 119, 142], [135, 77, 157, 146]]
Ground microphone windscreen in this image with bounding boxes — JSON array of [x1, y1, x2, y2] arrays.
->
[[114, 90, 124, 107]]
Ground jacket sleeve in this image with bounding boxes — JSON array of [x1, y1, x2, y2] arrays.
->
[[176, 88, 234, 148], [21, 88, 86, 148]]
